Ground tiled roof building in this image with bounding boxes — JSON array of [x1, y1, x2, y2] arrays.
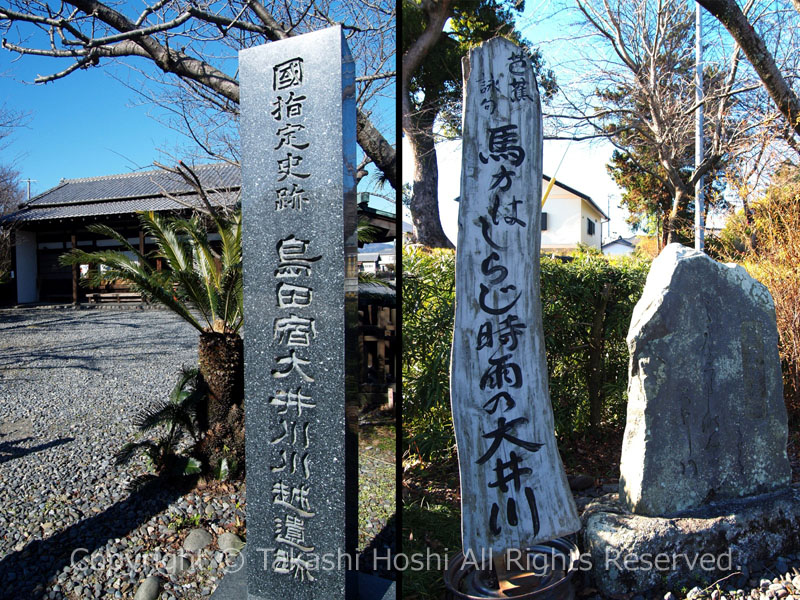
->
[[2, 164, 239, 304], [9, 163, 239, 223], [3, 164, 394, 304]]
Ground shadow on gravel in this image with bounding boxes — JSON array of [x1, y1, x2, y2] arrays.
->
[[0, 315, 35, 329], [0, 476, 190, 599], [0, 313, 87, 332], [357, 513, 397, 581], [0, 340, 187, 372], [0, 356, 103, 373], [0, 436, 75, 465]]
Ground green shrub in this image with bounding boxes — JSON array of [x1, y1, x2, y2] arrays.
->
[[402, 247, 456, 462], [402, 246, 650, 462], [541, 251, 650, 433], [115, 367, 206, 490]]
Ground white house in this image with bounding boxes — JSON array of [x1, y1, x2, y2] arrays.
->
[[447, 176, 606, 251], [602, 235, 639, 256], [540, 175, 608, 253], [358, 242, 396, 274]]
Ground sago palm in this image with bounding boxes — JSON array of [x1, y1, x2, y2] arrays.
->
[[61, 209, 242, 333], [114, 367, 205, 490], [61, 209, 244, 474]]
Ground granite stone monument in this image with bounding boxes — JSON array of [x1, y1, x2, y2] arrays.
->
[[238, 25, 358, 599], [619, 243, 791, 516], [584, 244, 798, 595], [451, 37, 580, 561]]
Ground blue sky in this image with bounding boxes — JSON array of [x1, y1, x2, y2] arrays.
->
[[1, 53, 188, 197], [0, 29, 395, 213]]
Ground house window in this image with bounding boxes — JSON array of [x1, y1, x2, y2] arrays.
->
[[587, 219, 595, 236], [541, 212, 548, 231]]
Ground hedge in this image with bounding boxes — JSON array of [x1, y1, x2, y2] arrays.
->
[[402, 245, 651, 462]]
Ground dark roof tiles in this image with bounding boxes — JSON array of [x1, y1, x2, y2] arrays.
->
[[6, 163, 240, 223], [25, 163, 240, 208], [10, 192, 239, 222]]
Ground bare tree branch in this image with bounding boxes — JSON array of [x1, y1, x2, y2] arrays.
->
[[0, 0, 396, 188], [696, 0, 800, 140], [561, 0, 768, 242]]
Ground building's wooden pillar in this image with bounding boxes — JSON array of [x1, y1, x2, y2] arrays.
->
[[71, 233, 79, 305], [357, 311, 367, 381], [376, 336, 386, 383], [378, 306, 390, 382], [138, 229, 148, 276]]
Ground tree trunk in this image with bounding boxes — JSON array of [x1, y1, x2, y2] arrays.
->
[[198, 331, 243, 421], [660, 213, 669, 250], [356, 110, 397, 189], [741, 195, 757, 251], [666, 188, 688, 245], [665, 213, 678, 245], [406, 108, 454, 249], [195, 331, 245, 475]]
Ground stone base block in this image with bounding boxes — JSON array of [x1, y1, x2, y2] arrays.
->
[[583, 485, 800, 595], [210, 546, 396, 599]]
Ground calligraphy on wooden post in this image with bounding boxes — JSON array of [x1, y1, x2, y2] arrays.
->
[[451, 37, 581, 561]]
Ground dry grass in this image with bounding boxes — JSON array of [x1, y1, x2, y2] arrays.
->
[[719, 175, 800, 423]]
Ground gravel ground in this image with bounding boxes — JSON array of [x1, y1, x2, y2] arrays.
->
[[0, 306, 217, 599], [0, 306, 395, 599], [0, 307, 252, 599], [357, 425, 396, 580]]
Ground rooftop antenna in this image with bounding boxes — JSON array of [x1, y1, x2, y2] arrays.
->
[[21, 179, 37, 202]]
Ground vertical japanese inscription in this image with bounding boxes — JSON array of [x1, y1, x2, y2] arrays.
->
[[266, 54, 319, 582], [270, 230, 319, 579], [240, 25, 357, 600], [452, 38, 580, 559]]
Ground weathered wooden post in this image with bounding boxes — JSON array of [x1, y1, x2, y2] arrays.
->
[[237, 25, 359, 600], [448, 37, 580, 591]]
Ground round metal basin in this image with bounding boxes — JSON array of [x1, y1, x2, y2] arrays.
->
[[443, 538, 580, 600]]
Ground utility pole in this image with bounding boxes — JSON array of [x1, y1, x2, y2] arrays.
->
[[695, 3, 705, 251], [21, 179, 37, 202]]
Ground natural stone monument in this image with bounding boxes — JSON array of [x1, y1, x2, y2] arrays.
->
[[584, 243, 799, 595], [450, 36, 580, 563], [620, 243, 790, 515], [235, 26, 359, 599]]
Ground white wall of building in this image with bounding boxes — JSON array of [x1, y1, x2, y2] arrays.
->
[[541, 193, 582, 251], [602, 242, 635, 256], [541, 184, 606, 251], [15, 230, 38, 304], [580, 201, 603, 248]]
